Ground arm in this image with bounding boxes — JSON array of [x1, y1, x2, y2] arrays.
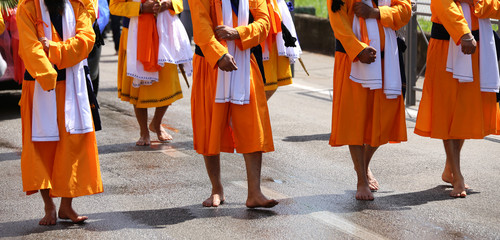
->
[[189, 0, 228, 68], [109, 0, 141, 17], [379, 0, 412, 30], [81, 0, 97, 23], [17, 2, 57, 91], [47, 2, 96, 69], [474, 0, 500, 19], [328, 0, 367, 61], [432, 0, 470, 44], [234, 0, 270, 50]]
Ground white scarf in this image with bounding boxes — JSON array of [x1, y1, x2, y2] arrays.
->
[[127, 0, 193, 88], [214, 0, 251, 105], [275, 0, 301, 64], [446, 3, 500, 93], [349, 0, 401, 99], [32, 0, 93, 142]]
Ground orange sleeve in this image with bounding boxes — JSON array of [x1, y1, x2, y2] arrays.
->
[[378, 0, 411, 30], [327, 0, 367, 61], [109, 0, 141, 17], [47, 1, 96, 69], [189, 0, 228, 68], [235, 0, 270, 50], [431, 0, 470, 44], [0, 13, 5, 34], [17, 1, 58, 91], [81, 0, 97, 22], [474, 0, 500, 19]]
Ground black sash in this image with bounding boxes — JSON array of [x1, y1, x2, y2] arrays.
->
[[335, 39, 385, 58], [122, 17, 130, 28], [431, 22, 479, 41]]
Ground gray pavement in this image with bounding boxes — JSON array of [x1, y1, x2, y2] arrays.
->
[[1, 39, 500, 239]]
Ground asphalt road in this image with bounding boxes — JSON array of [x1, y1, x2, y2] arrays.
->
[[1, 40, 500, 239]]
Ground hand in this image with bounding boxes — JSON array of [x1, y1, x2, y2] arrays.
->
[[159, 0, 172, 13], [217, 54, 238, 72], [215, 25, 240, 41], [39, 37, 49, 53], [460, 33, 476, 55], [353, 2, 380, 19], [357, 46, 377, 64], [142, 0, 160, 14]]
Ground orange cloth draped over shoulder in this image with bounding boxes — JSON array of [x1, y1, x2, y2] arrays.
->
[[414, 0, 500, 139], [17, 0, 103, 197], [189, 0, 274, 156], [110, 0, 184, 108], [327, 0, 411, 147]]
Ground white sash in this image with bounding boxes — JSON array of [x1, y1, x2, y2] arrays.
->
[[276, 0, 302, 64], [446, 3, 500, 92], [32, 0, 93, 142], [127, 0, 193, 88], [214, 0, 251, 105], [349, 0, 401, 99]]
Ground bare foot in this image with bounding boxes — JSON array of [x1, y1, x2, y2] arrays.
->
[[355, 185, 374, 201], [58, 207, 88, 224], [367, 168, 379, 191], [136, 134, 150, 146], [149, 123, 172, 142], [246, 193, 279, 208], [449, 176, 467, 198], [442, 170, 470, 189], [39, 205, 57, 225], [202, 193, 225, 207]]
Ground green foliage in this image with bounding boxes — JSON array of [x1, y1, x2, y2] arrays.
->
[[295, 0, 328, 18]]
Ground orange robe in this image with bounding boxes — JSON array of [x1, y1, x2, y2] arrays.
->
[[262, 0, 292, 91], [328, 0, 411, 147], [189, 0, 274, 156], [17, 0, 103, 197], [110, 0, 184, 108], [414, 0, 500, 139]]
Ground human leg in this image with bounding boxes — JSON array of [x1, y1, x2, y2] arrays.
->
[[149, 105, 172, 141], [203, 155, 225, 207], [58, 197, 88, 223], [349, 145, 374, 200], [134, 106, 150, 146], [443, 139, 467, 197], [39, 189, 57, 225], [442, 140, 469, 188], [364, 145, 379, 191], [243, 152, 279, 208]]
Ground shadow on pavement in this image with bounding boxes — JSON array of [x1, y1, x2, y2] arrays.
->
[[97, 140, 194, 155], [0, 91, 21, 121], [282, 133, 330, 142]]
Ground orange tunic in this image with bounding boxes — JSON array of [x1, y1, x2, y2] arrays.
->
[[110, 0, 184, 108], [328, 0, 411, 147], [262, 0, 292, 91], [17, 0, 103, 197], [414, 0, 500, 139], [189, 0, 274, 156]]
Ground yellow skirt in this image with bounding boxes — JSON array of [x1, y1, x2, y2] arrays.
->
[[19, 80, 103, 197], [117, 28, 183, 108], [329, 52, 407, 147], [263, 42, 292, 91], [415, 38, 500, 139], [191, 54, 275, 155]]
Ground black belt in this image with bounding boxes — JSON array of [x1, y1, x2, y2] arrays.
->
[[122, 17, 130, 28], [431, 22, 479, 41], [24, 67, 66, 81], [335, 39, 384, 58], [195, 45, 204, 57]]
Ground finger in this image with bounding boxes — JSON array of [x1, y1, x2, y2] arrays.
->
[[215, 25, 225, 31]]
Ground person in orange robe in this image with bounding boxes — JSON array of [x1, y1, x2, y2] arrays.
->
[[110, 0, 184, 146], [16, 0, 103, 225], [261, 0, 292, 100], [328, 0, 411, 200], [415, 0, 500, 198], [189, 0, 278, 208]]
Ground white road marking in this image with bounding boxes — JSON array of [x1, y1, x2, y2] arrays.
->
[[231, 181, 387, 239]]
